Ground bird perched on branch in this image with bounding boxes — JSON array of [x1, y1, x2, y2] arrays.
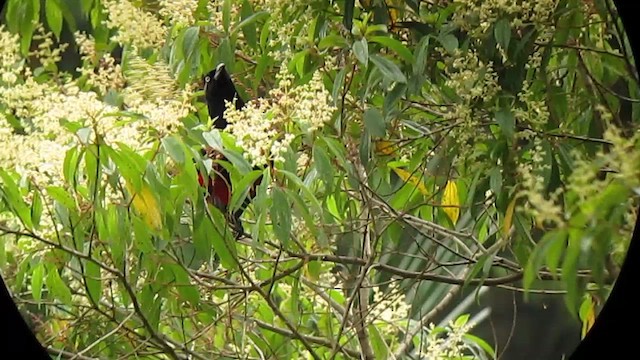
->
[[199, 63, 258, 236]]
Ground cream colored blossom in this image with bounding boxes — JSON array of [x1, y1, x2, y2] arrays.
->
[[103, 0, 167, 49], [123, 54, 178, 101], [159, 0, 199, 26], [367, 283, 410, 338], [453, 0, 559, 37], [30, 24, 68, 68], [421, 316, 476, 359], [0, 25, 22, 77], [75, 32, 125, 94], [226, 68, 335, 167], [514, 81, 550, 129]]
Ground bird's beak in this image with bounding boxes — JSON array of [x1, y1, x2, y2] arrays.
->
[[213, 63, 226, 81]]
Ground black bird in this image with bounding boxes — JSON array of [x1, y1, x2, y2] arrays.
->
[[200, 63, 259, 236], [204, 63, 245, 130]]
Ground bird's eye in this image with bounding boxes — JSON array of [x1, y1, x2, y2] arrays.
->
[[205, 76, 211, 83]]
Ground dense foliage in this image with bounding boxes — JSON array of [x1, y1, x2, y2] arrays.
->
[[0, 0, 637, 358]]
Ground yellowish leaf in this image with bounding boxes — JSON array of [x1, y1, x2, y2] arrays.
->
[[442, 180, 459, 225], [581, 295, 596, 339], [392, 167, 429, 196], [375, 140, 397, 155], [126, 181, 162, 231], [503, 196, 517, 237]]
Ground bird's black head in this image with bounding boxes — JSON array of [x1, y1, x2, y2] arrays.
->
[[204, 63, 245, 129]]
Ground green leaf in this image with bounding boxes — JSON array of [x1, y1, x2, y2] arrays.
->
[[46, 186, 77, 210], [161, 136, 186, 165], [414, 36, 430, 75], [438, 34, 458, 53], [192, 212, 212, 264], [232, 11, 269, 39], [271, 187, 292, 246], [31, 190, 43, 228], [46, 267, 72, 305], [182, 26, 200, 61], [318, 34, 348, 50], [369, 35, 414, 63], [85, 260, 102, 303], [80, 0, 93, 14], [331, 67, 347, 107], [463, 334, 496, 357], [489, 167, 502, 196], [31, 263, 45, 301], [370, 54, 406, 83], [240, 0, 258, 48], [546, 229, 567, 278], [313, 143, 333, 190], [364, 108, 386, 137], [563, 229, 582, 315], [495, 108, 515, 139], [523, 230, 559, 290], [494, 18, 511, 51], [229, 169, 263, 214], [132, 216, 154, 253], [170, 264, 200, 306], [368, 324, 389, 360], [45, 0, 63, 39], [222, 0, 231, 32], [0, 169, 34, 230], [353, 38, 369, 66]]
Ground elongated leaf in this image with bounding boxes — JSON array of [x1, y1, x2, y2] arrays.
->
[[271, 187, 292, 246], [392, 167, 429, 196], [503, 196, 516, 238], [369, 35, 414, 63], [364, 108, 386, 137], [232, 11, 269, 38], [46, 267, 72, 305], [0, 169, 34, 230], [45, 0, 63, 39], [438, 34, 458, 53], [494, 18, 511, 51], [85, 260, 102, 303], [370, 54, 407, 83], [126, 182, 162, 231], [31, 263, 45, 301], [442, 180, 460, 225], [353, 38, 369, 66]]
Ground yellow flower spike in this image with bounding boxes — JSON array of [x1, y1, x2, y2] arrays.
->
[[442, 180, 460, 225], [125, 181, 162, 231]]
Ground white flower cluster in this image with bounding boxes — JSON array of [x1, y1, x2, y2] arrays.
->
[[0, 25, 21, 76], [366, 284, 410, 337], [226, 68, 335, 167], [422, 317, 476, 359], [159, 0, 199, 26], [441, 49, 501, 149], [453, 0, 559, 36], [30, 24, 69, 69], [120, 53, 195, 142], [513, 81, 550, 129], [75, 32, 125, 95], [256, 0, 314, 59], [102, 0, 167, 49], [517, 137, 564, 227], [123, 54, 179, 101]]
